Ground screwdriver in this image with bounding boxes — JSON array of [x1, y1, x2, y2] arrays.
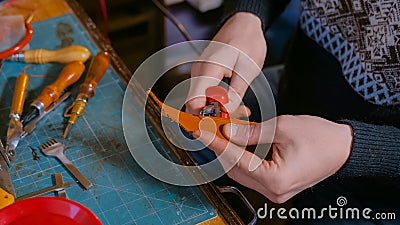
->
[[4, 72, 29, 163], [6, 45, 91, 64], [21, 61, 85, 127], [62, 51, 110, 139]]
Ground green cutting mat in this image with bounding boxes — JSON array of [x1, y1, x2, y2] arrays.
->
[[0, 14, 217, 225]]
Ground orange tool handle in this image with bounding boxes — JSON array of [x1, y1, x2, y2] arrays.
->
[[23, 46, 91, 64], [36, 61, 85, 109], [11, 73, 29, 116], [78, 51, 110, 100]]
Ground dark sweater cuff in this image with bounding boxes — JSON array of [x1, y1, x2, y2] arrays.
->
[[335, 120, 400, 178], [222, 0, 268, 31]]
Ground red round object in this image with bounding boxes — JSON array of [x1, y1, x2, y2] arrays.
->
[[205, 86, 228, 104], [0, 197, 102, 225]]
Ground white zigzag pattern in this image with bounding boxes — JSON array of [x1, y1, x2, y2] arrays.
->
[[300, 11, 400, 105]]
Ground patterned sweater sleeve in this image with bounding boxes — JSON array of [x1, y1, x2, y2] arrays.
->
[[222, 0, 291, 31], [337, 120, 400, 177]]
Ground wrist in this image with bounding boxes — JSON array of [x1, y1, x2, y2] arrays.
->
[[337, 123, 353, 169]]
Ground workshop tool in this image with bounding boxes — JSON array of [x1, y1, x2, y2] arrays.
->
[[21, 61, 85, 130], [6, 45, 91, 64], [149, 91, 254, 139], [40, 139, 93, 190], [62, 51, 110, 139], [16, 173, 73, 201], [21, 92, 71, 139], [0, 140, 15, 208], [5, 72, 29, 164], [54, 173, 68, 198], [199, 86, 229, 118]]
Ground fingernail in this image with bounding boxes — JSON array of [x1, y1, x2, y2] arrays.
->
[[226, 124, 238, 137]]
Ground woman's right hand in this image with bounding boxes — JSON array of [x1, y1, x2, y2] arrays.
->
[[186, 12, 267, 117]]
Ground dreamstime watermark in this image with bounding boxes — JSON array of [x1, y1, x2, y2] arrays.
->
[[257, 196, 397, 221]]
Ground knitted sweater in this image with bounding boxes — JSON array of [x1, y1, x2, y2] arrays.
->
[[224, 0, 400, 178]]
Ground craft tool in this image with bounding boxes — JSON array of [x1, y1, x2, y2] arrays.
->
[[149, 90, 254, 139], [16, 173, 73, 201], [21, 61, 85, 132], [62, 51, 110, 139], [6, 45, 91, 64], [4, 72, 29, 163], [40, 139, 92, 190], [199, 86, 230, 118]]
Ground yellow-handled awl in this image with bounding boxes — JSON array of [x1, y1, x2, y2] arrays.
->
[[62, 51, 110, 139], [6, 45, 91, 64]]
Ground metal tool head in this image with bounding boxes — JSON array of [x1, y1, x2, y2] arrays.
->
[[6, 116, 23, 161], [0, 140, 15, 197], [199, 102, 221, 117], [0, 140, 11, 166], [39, 138, 65, 157], [22, 92, 71, 138]]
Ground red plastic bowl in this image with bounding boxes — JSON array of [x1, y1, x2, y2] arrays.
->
[[0, 197, 102, 225]]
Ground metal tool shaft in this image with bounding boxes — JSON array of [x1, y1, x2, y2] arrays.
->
[[40, 139, 92, 190], [22, 61, 85, 126], [56, 154, 92, 189], [0, 141, 15, 197], [16, 173, 73, 201], [62, 51, 110, 139]]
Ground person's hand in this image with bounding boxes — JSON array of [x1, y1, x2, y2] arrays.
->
[[193, 115, 353, 203], [186, 12, 267, 117]]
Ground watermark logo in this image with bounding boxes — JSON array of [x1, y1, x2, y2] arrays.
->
[[336, 196, 347, 207], [257, 196, 396, 221]]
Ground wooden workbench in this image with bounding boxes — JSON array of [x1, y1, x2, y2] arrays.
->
[[0, 0, 244, 224]]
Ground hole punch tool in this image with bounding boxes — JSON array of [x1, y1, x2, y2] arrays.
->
[[4, 61, 85, 164], [39, 139, 92, 190], [199, 86, 230, 118], [4, 71, 29, 164], [148, 91, 254, 139], [21, 61, 85, 136], [62, 51, 110, 139]]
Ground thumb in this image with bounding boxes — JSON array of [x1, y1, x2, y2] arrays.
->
[[223, 118, 276, 146]]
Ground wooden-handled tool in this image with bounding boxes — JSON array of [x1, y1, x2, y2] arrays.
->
[[6, 45, 91, 64], [5, 72, 29, 164], [62, 52, 110, 139], [11, 73, 29, 115], [22, 61, 85, 129], [35, 61, 85, 109]]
